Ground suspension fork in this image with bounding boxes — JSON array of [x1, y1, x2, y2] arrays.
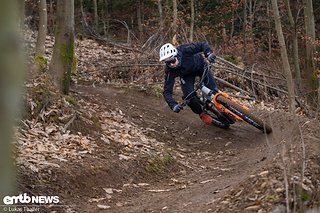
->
[[212, 92, 244, 121], [200, 86, 248, 121]]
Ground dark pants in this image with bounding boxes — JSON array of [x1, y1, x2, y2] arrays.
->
[[180, 70, 218, 114]]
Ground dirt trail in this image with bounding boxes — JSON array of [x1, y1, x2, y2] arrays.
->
[[67, 85, 290, 213], [17, 31, 320, 213]]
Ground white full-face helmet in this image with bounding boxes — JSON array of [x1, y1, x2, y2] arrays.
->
[[159, 43, 177, 62]]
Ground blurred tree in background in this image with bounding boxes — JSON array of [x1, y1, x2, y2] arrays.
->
[[0, 0, 24, 202]]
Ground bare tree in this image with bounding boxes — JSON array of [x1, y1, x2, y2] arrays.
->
[[243, 0, 258, 63], [243, 0, 247, 64], [0, 0, 24, 201], [35, 0, 48, 56], [303, 0, 316, 73], [137, 0, 143, 40], [93, 0, 99, 30], [49, 0, 55, 34], [303, 0, 317, 105], [247, 0, 255, 43], [189, 0, 195, 42], [164, 0, 171, 32], [102, 0, 110, 38], [285, 0, 302, 91], [158, 0, 164, 31], [172, 0, 177, 37], [230, 8, 235, 38], [271, 0, 296, 113], [267, 2, 272, 56], [49, 0, 75, 94]]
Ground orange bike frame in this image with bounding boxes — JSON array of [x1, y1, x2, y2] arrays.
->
[[212, 92, 250, 121]]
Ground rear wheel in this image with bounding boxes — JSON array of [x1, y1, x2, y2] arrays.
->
[[216, 96, 272, 134]]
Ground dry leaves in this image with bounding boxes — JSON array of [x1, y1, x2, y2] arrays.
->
[[16, 122, 97, 172], [17, 69, 165, 173]]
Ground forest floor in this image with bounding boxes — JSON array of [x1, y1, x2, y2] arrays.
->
[[16, 34, 320, 213], [18, 83, 320, 213]]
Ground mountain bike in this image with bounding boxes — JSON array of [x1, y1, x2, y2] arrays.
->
[[180, 64, 272, 134]]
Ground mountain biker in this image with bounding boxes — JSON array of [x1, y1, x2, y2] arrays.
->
[[159, 42, 219, 125]]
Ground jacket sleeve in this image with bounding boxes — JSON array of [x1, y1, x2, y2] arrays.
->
[[163, 68, 178, 110], [178, 42, 213, 57]]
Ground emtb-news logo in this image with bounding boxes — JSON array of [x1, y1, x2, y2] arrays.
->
[[3, 193, 59, 205]]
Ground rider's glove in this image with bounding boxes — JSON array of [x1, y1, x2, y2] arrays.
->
[[207, 52, 216, 63], [172, 104, 182, 113]]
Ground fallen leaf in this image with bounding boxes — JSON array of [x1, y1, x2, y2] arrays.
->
[[97, 204, 111, 209]]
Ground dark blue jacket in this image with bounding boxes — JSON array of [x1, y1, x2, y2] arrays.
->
[[163, 42, 213, 109]]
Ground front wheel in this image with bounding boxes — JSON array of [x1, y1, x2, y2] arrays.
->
[[216, 96, 272, 134]]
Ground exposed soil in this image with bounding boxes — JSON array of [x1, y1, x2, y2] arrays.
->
[[18, 84, 320, 213], [14, 28, 319, 213]]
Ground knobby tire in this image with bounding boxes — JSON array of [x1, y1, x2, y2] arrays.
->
[[216, 96, 272, 134]]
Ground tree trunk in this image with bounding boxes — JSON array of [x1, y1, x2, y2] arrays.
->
[[267, 2, 272, 56], [36, 0, 47, 55], [93, 0, 98, 30], [103, 0, 109, 38], [189, 0, 194, 42], [247, 0, 257, 62], [292, 32, 301, 90], [49, 0, 54, 34], [172, 0, 177, 37], [303, 0, 316, 92], [158, 0, 164, 31], [164, 0, 170, 29], [271, 0, 296, 113], [49, 0, 75, 95], [243, 0, 247, 65], [0, 0, 24, 201], [230, 9, 234, 38], [137, 0, 143, 40], [285, 0, 302, 92], [248, 0, 255, 43]]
